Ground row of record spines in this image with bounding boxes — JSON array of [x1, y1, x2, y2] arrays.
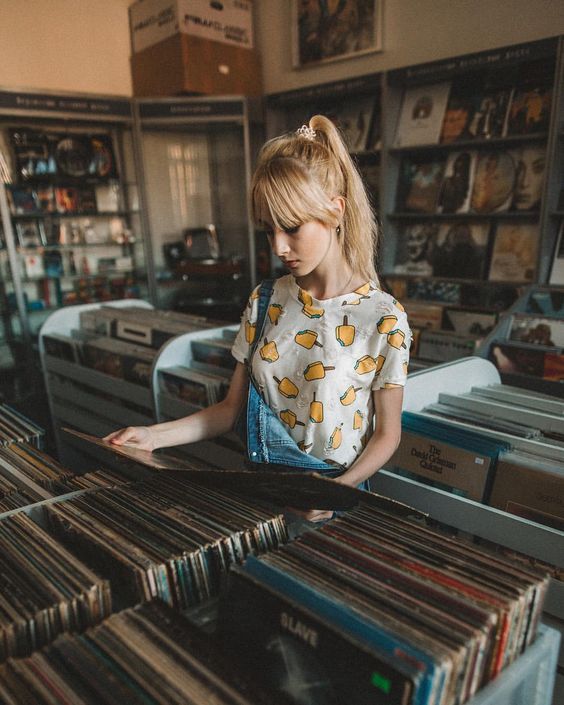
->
[[0, 404, 44, 449], [0, 512, 112, 662], [222, 501, 550, 705], [0, 600, 260, 705], [44, 477, 288, 612], [0, 477, 288, 662]]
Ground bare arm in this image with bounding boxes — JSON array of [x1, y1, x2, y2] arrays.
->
[[337, 386, 404, 487], [104, 362, 249, 451]]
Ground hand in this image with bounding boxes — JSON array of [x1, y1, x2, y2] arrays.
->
[[103, 426, 156, 452]]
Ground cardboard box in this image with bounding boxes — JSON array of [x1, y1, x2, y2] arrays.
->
[[489, 457, 564, 530], [385, 430, 493, 502], [129, 0, 261, 96]]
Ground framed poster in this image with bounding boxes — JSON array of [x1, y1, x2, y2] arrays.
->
[[292, 0, 383, 68]]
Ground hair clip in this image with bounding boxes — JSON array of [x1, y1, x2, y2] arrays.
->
[[296, 125, 316, 141]]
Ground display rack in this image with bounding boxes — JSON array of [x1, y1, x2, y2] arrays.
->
[[476, 284, 564, 396], [0, 88, 152, 352], [39, 299, 154, 470], [151, 323, 246, 470], [131, 96, 263, 319], [370, 356, 564, 701]]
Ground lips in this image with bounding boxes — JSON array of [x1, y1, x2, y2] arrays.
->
[[283, 260, 299, 269]]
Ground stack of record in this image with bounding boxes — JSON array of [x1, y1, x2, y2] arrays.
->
[[0, 513, 111, 660], [0, 442, 74, 493], [60, 467, 133, 491], [45, 475, 288, 610], [221, 501, 549, 705], [0, 404, 43, 448], [0, 600, 263, 705]]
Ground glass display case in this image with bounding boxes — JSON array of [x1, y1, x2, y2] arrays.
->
[[132, 96, 263, 321]]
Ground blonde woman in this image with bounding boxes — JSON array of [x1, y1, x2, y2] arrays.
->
[[106, 116, 411, 521]]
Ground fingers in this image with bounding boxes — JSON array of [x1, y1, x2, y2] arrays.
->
[[285, 507, 334, 523], [103, 427, 140, 446]]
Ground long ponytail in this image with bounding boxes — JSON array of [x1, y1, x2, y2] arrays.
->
[[251, 114, 379, 283]]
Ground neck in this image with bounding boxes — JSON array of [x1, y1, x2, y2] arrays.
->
[[296, 267, 360, 300]]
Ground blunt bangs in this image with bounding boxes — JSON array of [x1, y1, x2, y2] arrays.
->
[[251, 157, 337, 231]]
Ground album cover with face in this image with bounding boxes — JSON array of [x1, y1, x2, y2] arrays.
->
[[437, 151, 477, 214], [432, 222, 490, 280], [508, 145, 546, 211], [393, 223, 439, 276], [396, 156, 445, 213], [470, 150, 516, 214]]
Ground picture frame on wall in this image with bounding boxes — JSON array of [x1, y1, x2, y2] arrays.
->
[[292, 0, 383, 68]]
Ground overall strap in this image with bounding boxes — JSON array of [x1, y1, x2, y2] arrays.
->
[[249, 279, 275, 361]]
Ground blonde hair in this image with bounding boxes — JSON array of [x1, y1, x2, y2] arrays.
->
[[250, 115, 378, 282]]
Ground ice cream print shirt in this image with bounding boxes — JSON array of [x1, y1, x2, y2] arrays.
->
[[231, 275, 411, 469]]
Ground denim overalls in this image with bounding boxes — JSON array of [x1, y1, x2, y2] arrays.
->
[[237, 279, 369, 492]]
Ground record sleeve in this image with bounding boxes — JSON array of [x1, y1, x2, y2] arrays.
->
[[548, 222, 564, 286], [505, 84, 552, 135], [488, 343, 546, 378], [508, 145, 546, 211], [437, 151, 477, 214], [470, 150, 516, 214], [488, 223, 539, 282], [395, 82, 451, 147], [393, 223, 439, 276], [55, 135, 91, 177], [396, 156, 445, 213], [467, 88, 512, 140], [440, 92, 476, 143], [330, 96, 375, 152], [509, 314, 564, 348], [432, 222, 490, 279]]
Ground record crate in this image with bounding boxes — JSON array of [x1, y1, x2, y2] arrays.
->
[[466, 624, 559, 705]]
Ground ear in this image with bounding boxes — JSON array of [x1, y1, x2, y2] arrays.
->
[[331, 196, 346, 221]]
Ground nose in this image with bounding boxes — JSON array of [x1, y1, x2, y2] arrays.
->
[[270, 230, 290, 258]]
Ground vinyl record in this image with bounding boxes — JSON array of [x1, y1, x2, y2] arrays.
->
[[55, 136, 90, 177]]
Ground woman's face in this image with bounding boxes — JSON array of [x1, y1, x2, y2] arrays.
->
[[263, 220, 336, 278], [513, 147, 545, 210]]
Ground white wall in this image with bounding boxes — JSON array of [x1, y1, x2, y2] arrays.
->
[[0, 0, 133, 96], [255, 0, 564, 95], [0, 1, 562, 97]]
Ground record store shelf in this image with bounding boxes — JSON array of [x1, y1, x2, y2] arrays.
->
[[152, 324, 247, 471], [39, 299, 155, 470]]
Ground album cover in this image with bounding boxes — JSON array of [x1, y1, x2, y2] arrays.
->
[[36, 186, 55, 212], [509, 315, 564, 349], [437, 151, 477, 213], [440, 91, 476, 143], [407, 278, 461, 304], [470, 150, 516, 213], [508, 145, 546, 211], [443, 309, 497, 337], [9, 128, 57, 181], [89, 134, 117, 179], [396, 156, 445, 213], [467, 88, 512, 140], [331, 96, 376, 152], [95, 183, 121, 212], [488, 343, 546, 378], [505, 84, 553, 135], [22, 253, 45, 278], [54, 135, 91, 177], [404, 302, 443, 330], [395, 82, 451, 147], [393, 223, 439, 276], [488, 223, 539, 282], [543, 352, 564, 382], [43, 250, 64, 278], [432, 222, 490, 279], [15, 221, 45, 248], [221, 566, 418, 705], [77, 187, 98, 212], [548, 222, 564, 286], [8, 186, 40, 214], [55, 186, 79, 213]]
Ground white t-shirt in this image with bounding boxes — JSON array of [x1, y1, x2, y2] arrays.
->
[[232, 275, 411, 468]]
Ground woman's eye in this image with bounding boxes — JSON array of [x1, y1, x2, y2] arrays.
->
[[285, 226, 300, 235]]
